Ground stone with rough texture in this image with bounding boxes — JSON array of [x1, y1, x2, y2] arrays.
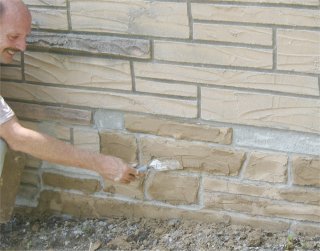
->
[[192, 4, 320, 28], [8, 101, 92, 125], [140, 136, 245, 176], [277, 30, 320, 74], [243, 152, 288, 183], [42, 172, 102, 194], [134, 62, 319, 96], [104, 179, 144, 200], [204, 177, 320, 205], [29, 7, 68, 30], [27, 31, 151, 59], [20, 169, 40, 187], [24, 52, 132, 90], [146, 172, 200, 205], [154, 41, 272, 69], [3, 82, 197, 118], [100, 131, 137, 163], [125, 114, 232, 144], [94, 110, 124, 130], [0, 66, 22, 80], [70, 0, 189, 38], [292, 155, 320, 187], [73, 127, 100, 153], [194, 23, 272, 46], [201, 87, 320, 134], [205, 193, 320, 222], [205, 0, 319, 5]]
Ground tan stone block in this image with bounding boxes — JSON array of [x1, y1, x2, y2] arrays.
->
[[204, 193, 320, 222], [2, 82, 197, 118], [192, 4, 320, 27], [100, 131, 137, 163], [25, 155, 42, 169], [204, 177, 320, 205], [134, 62, 319, 96], [292, 155, 320, 187], [104, 179, 144, 200], [9, 101, 92, 125], [146, 172, 200, 205], [0, 66, 22, 80], [24, 0, 66, 6], [135, 78, 197, 98], [35, 190, 289, 232], [204, 0, 318, 5], [140, 136, 245, 176], [201, 87, 320, 133], [0, 151, 26, 223], [29, 7, 68, 30], [42, 171, 102, 194], [243, 152, 288, 183], [154, 41, 272, 69], [73, 127, 100, 153], [24, 52, 132, 91], [277, 30, 320, 74], [125, 114, 232, 144], [70, 0, 189, 38], [194, 23, 272, 46]]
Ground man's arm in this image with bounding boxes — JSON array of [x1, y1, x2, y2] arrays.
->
[[0, 117, 139, 183]]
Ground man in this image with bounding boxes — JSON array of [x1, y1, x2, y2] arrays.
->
[[0, 0, 140, 184]]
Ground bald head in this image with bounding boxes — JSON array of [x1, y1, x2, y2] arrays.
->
[[0, 0, 31, 63]]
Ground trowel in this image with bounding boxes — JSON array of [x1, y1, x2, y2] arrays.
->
[[137, 158, 183, 173]]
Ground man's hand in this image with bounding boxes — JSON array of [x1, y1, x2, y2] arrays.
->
[[97, 155, 141, 184]]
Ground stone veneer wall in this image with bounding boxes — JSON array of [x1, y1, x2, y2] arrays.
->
[[0, 0, 319, 233]]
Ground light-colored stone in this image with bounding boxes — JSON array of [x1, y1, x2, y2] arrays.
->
[[140, 136, 246, 176], [70, 0, 189, 38], [125, 114, 232, 144], [154, 41, 273, 69], [194, 23, 272, 46], [192, 4, 320, 27], [24, 0, 66, 6], [205, 193, 320, 222], [292, 155, 320, 187], [16, 185, 39, 203], [42, 171, 102, 194], [204, 0, 319, 5], [24, 52, 132, 90], [100, 131, 137, 163], [27, 31, 151, 59], [134, 62, 319, 96], [146, 172, 200, 205], [9, 101, 92, 125], [201, 87, 320, 133], [104, 179, 144, 200], [290, 222, 320, 235], [243, 152, 288, 183], [0, 66, 22, 80], [277, 30, 320, 74], [204, 177, 320, 205], [73, 127, 100, 153], [29, 7, 68, 30], [2, 82, 197, 118], [135, 78, 197, 98]]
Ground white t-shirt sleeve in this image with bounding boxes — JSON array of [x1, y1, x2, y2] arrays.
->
[[0, 96, 15, 125]]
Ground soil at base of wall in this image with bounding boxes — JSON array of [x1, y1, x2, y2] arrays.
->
[[0, 213, 319, 251]]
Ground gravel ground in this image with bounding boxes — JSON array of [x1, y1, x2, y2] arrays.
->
[[0, 214, 319, 251]]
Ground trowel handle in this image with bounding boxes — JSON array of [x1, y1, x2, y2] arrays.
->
[[0, 139, 8, 176]]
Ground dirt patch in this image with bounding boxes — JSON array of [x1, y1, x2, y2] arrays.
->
[[0, 214, 319, 250]]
